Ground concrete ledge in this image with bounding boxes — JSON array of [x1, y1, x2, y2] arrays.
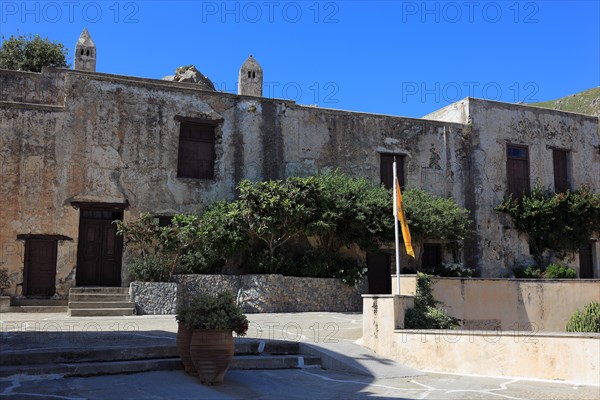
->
[[361, 287, 600, 385], [0, 296, 10, 312], [388, 329, 600, 386], [392, 275, 600, 331]]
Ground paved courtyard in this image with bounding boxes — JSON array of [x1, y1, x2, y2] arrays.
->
[[1, 312, 599, 400]]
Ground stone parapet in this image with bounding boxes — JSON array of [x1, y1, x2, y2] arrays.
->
[[130, 274, 366, 315]]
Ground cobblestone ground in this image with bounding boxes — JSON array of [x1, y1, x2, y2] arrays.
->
[[1, 369, 599, 400]]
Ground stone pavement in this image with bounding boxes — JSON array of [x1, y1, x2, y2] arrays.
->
[[1, 311, 599, 400]]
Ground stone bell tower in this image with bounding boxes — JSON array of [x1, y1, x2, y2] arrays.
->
[[238, 55, 263, 97], [74, 28, 96, 72]]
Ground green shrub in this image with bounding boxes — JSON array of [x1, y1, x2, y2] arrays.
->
[[432, 263, 473, 277], [544, 263, 576, 279], [293, 250, 366, 287], [127, 254, 170, 282], [513, 264, 576, 279], [513, 265, 543, 278], [404, 273, 460, 329], [566, 302, 600, 333], [176, 291, 249, 335], [245, 250, 291, 274], [495, 186, 600, 267]]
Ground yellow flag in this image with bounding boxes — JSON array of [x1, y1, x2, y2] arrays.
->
[[395, 177, 415, 258]]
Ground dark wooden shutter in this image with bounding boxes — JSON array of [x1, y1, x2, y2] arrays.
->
[[506, 145, 529, 197], [24, 239, 58, 296], [579, 241, 594, 279], [553, 149, 569, 192], [422, 243, 442, 271], [177, 123, 215, 179], [380, 154, 405, 190]]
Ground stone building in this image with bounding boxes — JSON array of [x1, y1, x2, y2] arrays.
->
[[0, 30, 598, 298]]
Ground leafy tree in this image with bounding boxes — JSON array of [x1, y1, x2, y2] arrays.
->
[[495, 186, 600, 268], [0, 34, 69, 72], [402, 188, 472, 263], [116, 204, 247, 280], [236, 177, 321, 260], [309, 171, 393, 253]]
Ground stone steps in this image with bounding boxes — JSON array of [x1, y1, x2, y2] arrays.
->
[[4, 298, 68, 313], [0, 339, 322, 378], [0, 346, 178, 367], [6, 305, 68, 313], [68, 301, 135, 309], [67, 287, 135, 317], [69, 293, 131, 302], [70, 287, 129, 294], [68, 308, 135, 317], [12, 299, 68, 306]]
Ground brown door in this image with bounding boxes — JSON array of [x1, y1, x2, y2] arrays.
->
[[24, 239, 58, 296], [367, 253, 391, 294], [579, 241, 594, 279], [76, 208, 123, 286]]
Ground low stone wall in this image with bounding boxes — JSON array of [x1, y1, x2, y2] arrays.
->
[[362, 295, 600, 385], [130, 274, 366, 315], [393, 275, 600, 331], [129, 282, 181, 315]]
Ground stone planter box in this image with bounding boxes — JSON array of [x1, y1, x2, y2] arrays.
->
[[130, 275, 366, 315]]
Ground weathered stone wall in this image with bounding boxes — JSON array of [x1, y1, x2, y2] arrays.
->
[[130, 275, 367, 314], [0, 68, 466, 296], [0, 68, 65, 105], [129, 282, 181, 315], [426, 98, 600, 276], [1, 67, 598, 297], [468, 99, 600, 276]]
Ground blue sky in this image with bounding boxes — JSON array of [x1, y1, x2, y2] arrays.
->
[[1, 1, 598, 117]]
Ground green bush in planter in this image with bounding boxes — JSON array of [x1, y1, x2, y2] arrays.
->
[[566, 302, 600, 333], [176, 292, 249, 336]]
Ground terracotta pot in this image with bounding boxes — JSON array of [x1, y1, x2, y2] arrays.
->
[[189, 329, 234, 385], [176, 322, 197, 375]]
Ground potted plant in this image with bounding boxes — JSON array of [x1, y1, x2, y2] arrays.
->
[[175, 303, 197, 376], [176, 291, 249, 385]]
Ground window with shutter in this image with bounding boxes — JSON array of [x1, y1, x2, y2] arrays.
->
[[506, 145, 529, 198], [380, 154, 405, 190], [553, 149, 569, 192], [177, 122, 215, 180]]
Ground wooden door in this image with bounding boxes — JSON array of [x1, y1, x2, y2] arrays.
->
[[579, 241, 594, 279], [76, 208, 123, 286], [24, 239, 57, 296], [367, 253, 391, 294]]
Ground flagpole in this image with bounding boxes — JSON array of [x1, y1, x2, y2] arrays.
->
[[393, 160, 401, 295]]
